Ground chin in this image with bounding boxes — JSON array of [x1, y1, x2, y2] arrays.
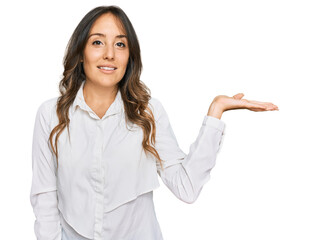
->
[[97, 80, 120, 88]]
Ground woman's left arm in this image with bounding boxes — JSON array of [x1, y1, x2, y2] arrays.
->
[[154, 93, 278, 204]]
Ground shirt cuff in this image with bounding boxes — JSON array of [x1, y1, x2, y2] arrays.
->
[[202, 115, 226, 134]]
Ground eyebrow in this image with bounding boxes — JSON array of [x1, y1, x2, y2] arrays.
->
[[87, 33, 127, 40]]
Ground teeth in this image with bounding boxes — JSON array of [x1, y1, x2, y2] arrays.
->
[[99, 66, 115, 70]]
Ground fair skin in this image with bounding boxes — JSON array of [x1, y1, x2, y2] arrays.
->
[[81, 13, 129, 119], [81, 13, 279, 119], [207, 93, 279, 120]]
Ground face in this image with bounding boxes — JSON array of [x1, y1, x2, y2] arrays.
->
[[82, 13, 129, 89]]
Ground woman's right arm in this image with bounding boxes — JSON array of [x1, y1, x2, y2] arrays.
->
[[30, 101, 62, 240]]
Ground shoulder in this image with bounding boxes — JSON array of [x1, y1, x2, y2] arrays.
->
[[148, 96, 164, 112], [35, 97, 58, 124], [37, 97, 58, 114], [148, 96, 158, 107], [148, 96, 168, 121]]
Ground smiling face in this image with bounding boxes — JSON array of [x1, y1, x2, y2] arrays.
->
[[82, 13, 130, 89]]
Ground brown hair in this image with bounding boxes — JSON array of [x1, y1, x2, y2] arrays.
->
[[49, 5, 164, 171]]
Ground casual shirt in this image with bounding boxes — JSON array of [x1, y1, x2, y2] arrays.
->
[[30, 80, 226, 240]]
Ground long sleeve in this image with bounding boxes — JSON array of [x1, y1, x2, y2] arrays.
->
[[30, 101, 62, 240], [154, 100, 226, 204]]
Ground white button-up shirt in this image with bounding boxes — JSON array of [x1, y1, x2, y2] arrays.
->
[[30, 80, 226, 240]]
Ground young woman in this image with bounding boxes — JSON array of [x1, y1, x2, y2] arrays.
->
[[30, 5, 279, 240]]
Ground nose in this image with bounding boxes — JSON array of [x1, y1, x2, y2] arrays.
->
[[103, 43, 115, 60]]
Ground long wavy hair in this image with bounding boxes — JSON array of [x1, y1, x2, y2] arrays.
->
[[49, 5, 164, 171]]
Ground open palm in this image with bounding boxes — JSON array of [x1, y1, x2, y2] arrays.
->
[[215, 93, 279, 112]]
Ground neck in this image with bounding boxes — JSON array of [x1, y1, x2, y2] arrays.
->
[[83, 80, 119, 108]]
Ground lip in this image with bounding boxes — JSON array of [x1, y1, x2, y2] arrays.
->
[[98, 67, 116, 74], [97, 65, 117, 74], [98, 68, 116, 74], [97, 64, 117, 69]]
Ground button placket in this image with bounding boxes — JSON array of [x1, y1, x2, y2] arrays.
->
[[93, 119, 106, 239], [98, 120, 106, 184]]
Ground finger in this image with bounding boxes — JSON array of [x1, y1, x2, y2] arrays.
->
[[249, 100, 278, 108], [247, 100, 279, 109], [258, 103, 279, 110], [248, 103, 268, 109], [243, 100, 268, 109], [248, 103, 279, 111]]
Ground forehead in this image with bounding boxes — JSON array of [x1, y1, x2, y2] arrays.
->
[[90, 13, 126, 35]]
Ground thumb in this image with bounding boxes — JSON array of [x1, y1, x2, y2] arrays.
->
[[233, 93, 244, 100]]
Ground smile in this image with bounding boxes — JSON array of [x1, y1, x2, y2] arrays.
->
[[97, 66, 117, 74], [98, 66, 116, 70]]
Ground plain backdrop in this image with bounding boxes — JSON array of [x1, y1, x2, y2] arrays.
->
[[0, 0, 308, 239]]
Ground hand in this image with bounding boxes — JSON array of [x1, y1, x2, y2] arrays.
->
[[216, 93, 279, 112], [207, 93, 279, 119]]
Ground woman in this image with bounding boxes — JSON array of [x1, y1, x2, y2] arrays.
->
[[30, 5, 278, 240]]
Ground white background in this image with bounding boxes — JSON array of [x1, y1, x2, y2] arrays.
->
[[0, 0, 308, 239]]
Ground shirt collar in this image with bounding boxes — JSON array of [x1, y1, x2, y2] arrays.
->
[[70, 80, 124, 119]]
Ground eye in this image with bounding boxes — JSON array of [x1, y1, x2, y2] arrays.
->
[[92, 40, 102, 45], [116, 42, 126, 47]]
